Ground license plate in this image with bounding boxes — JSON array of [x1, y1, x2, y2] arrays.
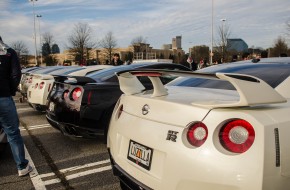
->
[[127, 140, 153, 170], [49, 102, 55, 112]]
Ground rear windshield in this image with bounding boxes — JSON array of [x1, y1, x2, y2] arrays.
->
[[167, 63, 290, 90], [86, 64, 146, 82]]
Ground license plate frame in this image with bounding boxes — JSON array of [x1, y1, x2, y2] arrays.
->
[[127, 140, 153, 171]]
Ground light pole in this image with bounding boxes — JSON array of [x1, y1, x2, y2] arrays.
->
[[36, 14, 42, 65], [221, 18, 226, 63], [145, 37, 148, 60], [210, 0, 214, 65], [29, 0, 38, 66]]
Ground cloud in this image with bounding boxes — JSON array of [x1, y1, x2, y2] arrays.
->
[[1, 0, 289, 54]]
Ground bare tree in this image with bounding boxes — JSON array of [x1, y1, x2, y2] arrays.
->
[[10, 41, 29, 57], [99, 31, 117, 64], [131, 36, 147, 45], [11, 41, 29, 66], [271, 36, 288, 57], [215, 22, 231, 62], [43, 32, 54, 47], [42, 32, 54, 56], [67, 22, 96, 65], [130, 36, 147, 55], [286, 19, 290, 37]]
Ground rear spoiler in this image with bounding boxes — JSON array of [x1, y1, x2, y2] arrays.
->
[[32, 74, 54, 80], [53, 75, 96, 85], [116, 69, 287, 108]]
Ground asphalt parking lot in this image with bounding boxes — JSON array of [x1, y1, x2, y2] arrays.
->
[[0, 93, 121, 190]]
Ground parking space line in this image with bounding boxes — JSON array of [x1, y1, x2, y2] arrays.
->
[[39, 159, 110, 179], [24, 145, 47, 190], [43, 165, 112, 186], [39, 159, 111, 186], [43, 178, 61, 186], [60, 159, 110, 173], [20, 124, 51, 131], [66, 165, 112, 180], [17, 108, 34, 111]]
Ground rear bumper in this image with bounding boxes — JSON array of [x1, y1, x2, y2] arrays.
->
[[46, 114, 103, 138], [108, 148, 153, 190]]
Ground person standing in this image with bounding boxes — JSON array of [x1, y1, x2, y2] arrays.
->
[[111, 53, 123, 66], [0, 36, 33, 176]]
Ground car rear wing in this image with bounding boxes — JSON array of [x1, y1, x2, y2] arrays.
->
[[116, 69, 287, 108], [32, 74, 54, 80], [53, 75, 96, 85]]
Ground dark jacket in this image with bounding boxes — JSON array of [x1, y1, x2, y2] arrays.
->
[[0, 48, 21, 96], [111, 59, 123, 66]]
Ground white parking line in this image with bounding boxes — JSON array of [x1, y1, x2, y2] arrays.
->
[[21, 124, 112, 188], [66, 165, 112, 180], [43, 165, 112, 186], [40, 159, 111, 186], [24, 145, 47, 190], [17, 107, 33, 111], [20, 124, 51, 131], [60, 159, 110, 173], [39, 159, 110, 178]]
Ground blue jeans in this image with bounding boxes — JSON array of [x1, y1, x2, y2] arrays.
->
[[0, 97, 28, 170]]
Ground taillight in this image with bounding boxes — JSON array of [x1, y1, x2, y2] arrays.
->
[[219, 119, 255, 153], [187, 122, 208, 147], [39, 82, 45, 89], [71, 87, 82, 101], [35, 83, 38, 88], [63, 90, 69, 99], [87, 91, 92, 105]]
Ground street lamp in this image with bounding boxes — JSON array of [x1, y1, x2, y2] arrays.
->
[[36, 14, 42, 65], [29, 0, 38, 66], [145, 37, 148, 60], [221, 18, 226, 63], [210, 0, 214, 65]]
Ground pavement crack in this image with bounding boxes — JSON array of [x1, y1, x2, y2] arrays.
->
[[20, 120, 74, 190]]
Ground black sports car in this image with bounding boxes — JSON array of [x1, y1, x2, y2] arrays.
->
[[46, 63, 190, 139]]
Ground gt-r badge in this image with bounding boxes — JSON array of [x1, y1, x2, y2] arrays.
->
[[142, 104, 150, 115], [166, 130, 178, 142]]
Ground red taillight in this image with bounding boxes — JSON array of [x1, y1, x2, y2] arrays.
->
[[187, 122, 208, 147], [63, 90, 69, 99], [87, 91, 92, 105], [35, 83, 38, 88], [39, 82, 45, 89], [71, 87, 82, 101], [219, 119, 255, 153]]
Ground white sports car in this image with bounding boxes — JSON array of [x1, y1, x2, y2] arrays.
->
[[27, 65, 112, 111], [20, 66, 64, 97], [107, 58, 290, 190]]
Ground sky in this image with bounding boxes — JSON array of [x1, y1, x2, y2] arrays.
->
[[0, 0, 290, 54]]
